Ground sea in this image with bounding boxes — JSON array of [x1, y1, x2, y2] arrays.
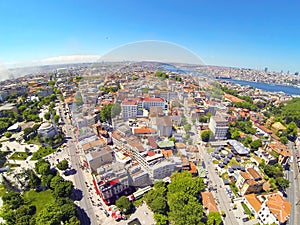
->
[[217, 78, 300, 96], [162, 64, 300, 96]]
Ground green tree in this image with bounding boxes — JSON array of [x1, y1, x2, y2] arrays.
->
[[280, 136, 288, 144], [168, 192, 204, 225], [2, 191, 24, 210], [35, 159, 51, 175], [231, 130, 240, 140], [4, 131, 12, 138], [250, 139, 263, 151], [100, 104, 113, 122], [57, 159, 69, 171], [50, 175, 74, 198], [154, 213, 168, 225], [184, 123, 192, 132], [115, 196, 132, 214], [275, 177, 290, 189], [27, 169, 41, 190], [35, 203, 63, 225], [201, 130, 213, 142], [207, 212, 223, 225]]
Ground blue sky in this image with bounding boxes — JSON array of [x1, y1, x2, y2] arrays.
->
[[0, 0, 299, 72]]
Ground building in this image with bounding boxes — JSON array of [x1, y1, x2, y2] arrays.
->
[[85, 147, 114, 172], [128, 165, 150, 187], [121, 98, 139, 119], [257, 193, 291, 225], [37, 123, 58, 137], [121, 97, 166, 119], [236, 168, 264, 196], [209, 116, 228, 140], [97, 162, 130, 205], [155, 116, 173, 137], [201, 192, 219, 213]]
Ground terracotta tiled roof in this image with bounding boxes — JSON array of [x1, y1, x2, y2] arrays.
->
[[269, 142, 291, 157], [133, 127, 156, 134], [161, 150, 173, 158], [143, 97, 164, 102], [201, 192, 218, 212], [247, 168, 262, 180], [240, 171, 251, 180], [266, 193, 291, 223], [189, 162, 197, 174], [224, 93, 245, 103], [82, 139, 105, 151], [245, 193, 262, 212]]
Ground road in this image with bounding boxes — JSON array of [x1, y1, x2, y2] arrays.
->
[[183, 108, 239, 225], [60, 103, 98, 225], [286, 142, 300, 225]]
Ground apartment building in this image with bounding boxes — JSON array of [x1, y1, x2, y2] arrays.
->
[[209, 116, 229, 140]]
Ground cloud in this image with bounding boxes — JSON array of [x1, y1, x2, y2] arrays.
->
[[33, 55, 101, 65]]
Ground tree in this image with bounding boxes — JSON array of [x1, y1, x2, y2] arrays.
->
[[115, 196, 132, 214], [280, 136, 288, 145], [184, 123, 192, 132], [275, 177, 290, 189], [27, 169, 41, 190], [154, 213, 168, 225], [145, 191, 167, 214], [231, 130, 240, 140], [168, 192, 204, 225], [2, 191, 24, 210], [35, 159, 51, 175], [35, 203, 63, 225], [207, 212, 223, 225], [50, 175, 74, 198], [100, 104, 113, 122], [4, 131, 12, 138], [250, 139, 263, 151], [201, 130, 213, 142], [44, 112, 51, 120], [57, 159, 69, 171]]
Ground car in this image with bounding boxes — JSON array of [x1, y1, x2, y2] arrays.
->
[[242, 217, 249, 222]]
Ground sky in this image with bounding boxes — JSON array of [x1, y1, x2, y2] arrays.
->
[[0, 0, 300, 72]]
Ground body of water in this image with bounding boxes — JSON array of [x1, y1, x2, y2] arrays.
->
[[161, 64, 300, 96], [218, 78, 300, 96]]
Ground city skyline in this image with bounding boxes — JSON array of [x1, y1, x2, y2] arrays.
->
[[0, 0, 300, 73]]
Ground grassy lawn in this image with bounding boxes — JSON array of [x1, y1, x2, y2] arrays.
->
[[228, 158, 240, 166], [9, 152, 29, 160], [30, 147, 55, 160], [206, 147, 214, 154], [241, 202, 253, 216], [23, 189, 55, 214]]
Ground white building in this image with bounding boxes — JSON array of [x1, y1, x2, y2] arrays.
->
[[209, 116, 228, 140], [121, 97, 166, 119], [37, 123, 58, 137]]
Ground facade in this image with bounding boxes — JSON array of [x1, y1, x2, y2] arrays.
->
[[155, 116, 173, 137], [209, 116, 228, 140], [121, 97, 166, 119]]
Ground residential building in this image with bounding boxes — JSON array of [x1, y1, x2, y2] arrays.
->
[[257, 193, 291, 225], [209, 116, 228, 140], [85, 146, 114, 172]]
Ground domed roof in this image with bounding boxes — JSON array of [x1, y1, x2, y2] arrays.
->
[[39, 122, 53, 130]]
